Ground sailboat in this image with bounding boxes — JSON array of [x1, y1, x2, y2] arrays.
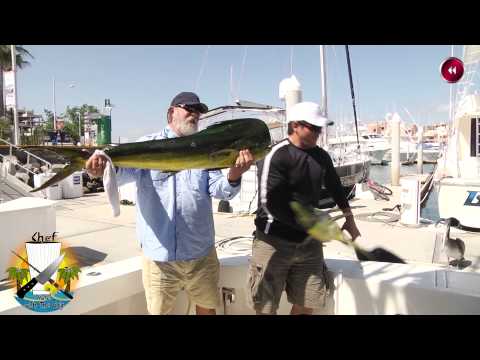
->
[[435, 45, 480, 228], [316, 45, 370, 207]]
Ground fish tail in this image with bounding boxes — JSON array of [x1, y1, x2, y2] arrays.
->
[[18, 146, 94, 193], [30, 162, 84, 193]]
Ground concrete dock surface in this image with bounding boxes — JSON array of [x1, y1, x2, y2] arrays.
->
[[44, 180, 480, 275]]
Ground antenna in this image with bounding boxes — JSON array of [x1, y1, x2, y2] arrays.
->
[[195, 45, 211, 92], [402, 106, 419, 127], [237, 45, 248, 100]]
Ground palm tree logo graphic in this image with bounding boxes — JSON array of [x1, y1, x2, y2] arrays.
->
[[57, 266, 81, 293], [6, 267, 30, 292], [6, 241, 81, 312]]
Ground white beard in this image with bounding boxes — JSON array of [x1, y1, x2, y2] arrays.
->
[[177, 121, 198, 136], [172, 114, 198, 136]]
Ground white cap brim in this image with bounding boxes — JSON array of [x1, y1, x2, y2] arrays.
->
[[287, 101, 332, 127]]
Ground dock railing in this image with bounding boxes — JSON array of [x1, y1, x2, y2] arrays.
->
[[0, 138, 53, 177]]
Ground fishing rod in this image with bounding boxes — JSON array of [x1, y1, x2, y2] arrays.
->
[[345, 45, 360, 150]]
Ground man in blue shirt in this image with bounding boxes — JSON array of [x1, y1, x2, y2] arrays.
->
[[86, 92, 254, 314]]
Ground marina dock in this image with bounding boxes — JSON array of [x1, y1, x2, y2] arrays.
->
[[1, 173, 480, 315]]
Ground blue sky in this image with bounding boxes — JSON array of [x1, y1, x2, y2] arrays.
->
[[16, 45, 458, 141]]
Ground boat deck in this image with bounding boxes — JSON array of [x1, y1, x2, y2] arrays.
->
[[0, 181, 24, 203]]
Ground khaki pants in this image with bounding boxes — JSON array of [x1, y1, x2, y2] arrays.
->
[[142, 247, 220, 315]]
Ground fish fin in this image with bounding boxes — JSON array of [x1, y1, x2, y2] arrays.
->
[[208, 149, 239, 169], [209, 149, 237, 158], [205, 167, 225, 171], [204, 121, 235, 131], [330, 214, 346, 222], [30, 162, 83, 193], [23, 146, 96, 160], [369, 247, 406, 263]]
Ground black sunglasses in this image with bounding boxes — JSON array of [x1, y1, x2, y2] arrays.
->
[[298, 121, 322, 133], [176, 104, 202, 114]]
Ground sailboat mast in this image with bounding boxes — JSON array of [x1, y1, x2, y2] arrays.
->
[[320, 45, 328, 117], [345, 45, 360, 149], [230, 64, 234, 105], [320, 45, 328, 149], [449, 45, 454, 124]]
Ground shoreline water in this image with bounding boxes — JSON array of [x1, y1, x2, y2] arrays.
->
[[368, 163, 439, 222]]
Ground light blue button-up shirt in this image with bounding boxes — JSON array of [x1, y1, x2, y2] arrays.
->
[[116, 125, 241, 262]]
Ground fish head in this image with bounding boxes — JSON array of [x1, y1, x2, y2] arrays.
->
[[227, 118, 272, 160], [290, 201, 343, 243], [290, 201, 318, 229]]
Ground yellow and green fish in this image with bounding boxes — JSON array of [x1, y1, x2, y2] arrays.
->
[[290, 201, 405, 263], [14, 118, 271, 192]]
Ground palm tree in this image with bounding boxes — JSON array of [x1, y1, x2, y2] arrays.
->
[[0, 45, 34, 118], [57, 266, 81, 293], [0, 115, 11, 139], [6, 267, 30, 292]]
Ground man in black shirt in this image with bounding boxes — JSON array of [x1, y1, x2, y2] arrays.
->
[[248, 101, 361, 315]]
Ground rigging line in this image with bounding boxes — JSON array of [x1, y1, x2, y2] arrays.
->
[[237, 45, 248, 100], [329, 45, 336, 86], [331, 44, 338, 59], [229, 64, 235, 106], [402, 106, 418, 127], [355, 69, 361, 126], [345, 45, 360, 149], [194, 45, 211, 92], [289, 46, 293, 76]]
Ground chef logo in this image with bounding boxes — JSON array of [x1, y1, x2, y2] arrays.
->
[[5, 232, 80, 313]]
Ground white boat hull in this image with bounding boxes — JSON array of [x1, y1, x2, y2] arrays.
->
[[3, 255, 478, 315], [368, 149, 388, 165], [437, 178, 480, 228], [423, 149, 441, 163], [383, 150, 417, 163]]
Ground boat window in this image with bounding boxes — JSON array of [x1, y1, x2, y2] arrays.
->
[[477, 118, 480, 156], [472, 118, 480, 157]]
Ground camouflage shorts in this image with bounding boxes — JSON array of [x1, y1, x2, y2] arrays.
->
[[247, 230, 330, 314]]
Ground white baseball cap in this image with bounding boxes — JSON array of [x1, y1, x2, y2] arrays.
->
[[287, 101, 332, 127]]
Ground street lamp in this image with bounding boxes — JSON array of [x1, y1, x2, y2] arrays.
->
[[52, 78, 76, 130], [11, 45, 19, 145]]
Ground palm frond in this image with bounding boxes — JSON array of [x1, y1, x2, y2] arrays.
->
[[15, 46, 33, 59], [6, 267, 18, 280], [57, 268, 66, 282], [0, 45, 33, 70], [20, 269, 30, 283]]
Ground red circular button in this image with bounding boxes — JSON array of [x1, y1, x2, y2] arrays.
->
[[440, 57, 464, 83]]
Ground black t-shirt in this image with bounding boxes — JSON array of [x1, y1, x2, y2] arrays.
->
[[255, 139, 349, 243]]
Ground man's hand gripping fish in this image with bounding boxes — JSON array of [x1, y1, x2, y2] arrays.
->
[[290, 201, 405, 263]]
